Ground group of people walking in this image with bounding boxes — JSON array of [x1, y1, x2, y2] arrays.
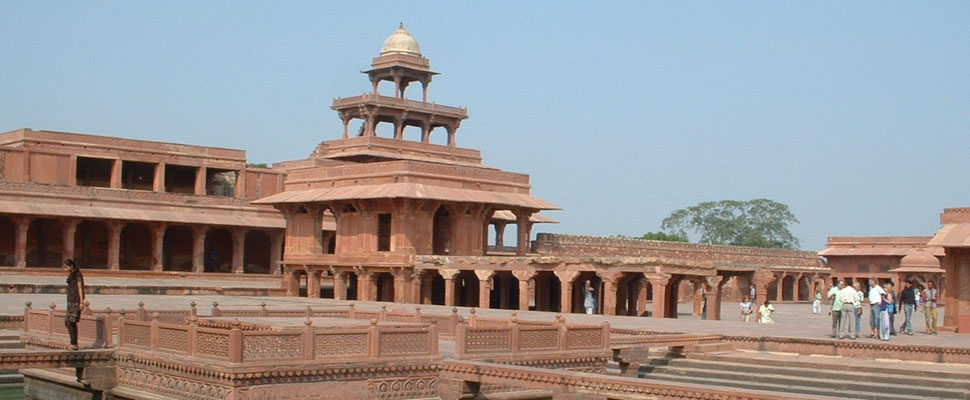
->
[[827, 278, 938, 340]]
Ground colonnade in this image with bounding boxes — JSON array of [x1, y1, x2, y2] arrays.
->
[[0, 214, 282, 274]]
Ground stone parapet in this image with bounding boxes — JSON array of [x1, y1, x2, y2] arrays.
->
[[534, 233, 823, 269]]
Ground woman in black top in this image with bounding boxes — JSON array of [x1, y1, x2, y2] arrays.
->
[[64, 259, 85, 350]]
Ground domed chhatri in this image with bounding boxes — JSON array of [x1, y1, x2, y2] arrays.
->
[[899, 248, 942, 269], [380, 23, 421, 57]]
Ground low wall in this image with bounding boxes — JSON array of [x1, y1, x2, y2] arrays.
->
[[725, 335, 970, 364]]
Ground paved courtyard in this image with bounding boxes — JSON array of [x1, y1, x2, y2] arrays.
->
[[1, 291, 961, 349]]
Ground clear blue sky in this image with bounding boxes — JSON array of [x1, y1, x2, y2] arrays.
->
[[2, 2, 968, 250]]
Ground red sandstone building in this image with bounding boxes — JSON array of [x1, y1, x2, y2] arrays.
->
[[819, 236, 945, 293], [0, 25, 827, 320]]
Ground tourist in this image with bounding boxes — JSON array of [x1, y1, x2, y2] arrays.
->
[[923, 281, 938, 334], [812, 285, 822, 314], [64, 259, 86, 350], [827, 282, 842, 337], [853, 281, 864, 334], [867, 279, 885, 338], [838, 281, 856, 339], [899, 281, 916, 335], [750, 285, 756, 303], [878, 283, 892, 341], [886, 281, 897, 336], [740, 296, 754, 322], [583, 284, 597, 315], [759, 299, 775, 323]]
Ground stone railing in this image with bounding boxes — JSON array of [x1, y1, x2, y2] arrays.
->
[[724, 335, 970, 365], [332, 93, 468, 117], [533, 233, 822, 268], [454, 314, 609, 360], [22, 302, 114, 349], [117, 314, 439, 365]]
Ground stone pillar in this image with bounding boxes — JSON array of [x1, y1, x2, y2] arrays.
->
[[600, 272, 619, 316], [194, 166, 206, 195], [647, 273, 671, 318], [333, 270, 347, 300], [61, 218, 78, 264], [308, 270, 321, 298], [341, 116, 350, 139], [555, 270, 579, 313], [692, 279, 704, 317], [192, 226, 207, 273], [154, 163, 166, 193], [513, 210, 531, 256], [421, 121, 430, 143], [494, 222, 507, 250], [441, 269, 459, 307], [393, 269, 410, 303], [270, 230, 283, 275], [150, 223, 166, 272], [357, 272, 373, 301], [310, 207, 324, 255], [705, 275, 724, 321], [446, 125, 456, 147], [637, 278, 648, 317], [231, 228, 246, 274], [110, 159, 122, 189], [13, 216, 30, 268], [107, 221, 123, 271], [943, 249, 959, 330], [513, 270, 535, 311], [753, 270, 775, 322], [776, 272, 785, 302], [793, 273, 802, 302], [475, 270, 495, 309]]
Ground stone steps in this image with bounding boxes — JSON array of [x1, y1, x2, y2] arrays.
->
[[692, 352, 970, 382], [639, 353, 970, 400], [0, 333, 25, 388]]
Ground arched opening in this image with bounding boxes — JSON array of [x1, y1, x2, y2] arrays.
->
[[74, 221, 108, 269], [326, 232, 336, 254], [346, 272, 359, 301], [797, 276, 811, 302], [374, 120, 395, 139], [403, 125, 423, 142], [428, 126, 448, 146], [162, 226, 193, 271], [533, 271, 561, 312], [419, 270, 446, 305], [665, 275, 684, 318], [616, 273, 643, 316], [204, 228, 233, 273], [26, 218, 63, 268], [120, 223, 152, 270], [244, 230, 271, 274], [432, 206, 451, 255], [489, 271, 519, 310], [455, 270, 479, 307], [375, 272, 395, 302], [782, 275, 796, 301], [572, 272, 602, 314], [0, 217, 14, 266], [767, 277, 779, 302]]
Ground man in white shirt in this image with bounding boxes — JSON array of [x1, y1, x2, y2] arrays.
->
[[838, 281, 857, 339], [868, 279, 886, 338]]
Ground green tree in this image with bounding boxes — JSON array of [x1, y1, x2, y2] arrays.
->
[[660, 199, 801, 249], [637, 231, 688, 242]]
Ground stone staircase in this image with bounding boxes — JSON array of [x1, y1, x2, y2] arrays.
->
[[0, 330, 24, 399], [639, 351, 970, 400]]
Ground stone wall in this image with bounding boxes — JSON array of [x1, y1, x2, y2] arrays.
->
[[534, 233, 820, 268]]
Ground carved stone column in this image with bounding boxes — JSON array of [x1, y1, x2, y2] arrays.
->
[[357, 270, 374, 301], [231, 228, 246, 274], [13, 216, 30, 268], [554, 270, 579, 313], [513, 210, 531, 256], [106, 221, 124, 271], [475, 270, 495, 309], [753, 270, 776, 322], [704, 275, 724, 321], [307, 269, 321, 298], [647, 273, 671, 318], [512, 270, 535, 311], [61, 218, 78, 264], [440, 269, 460, 307], [599, 271, 620, 316], [494, 222, 507, 250], [691, 278, 704, 317], [270, 230, 283, 275], [637, 277, 649, 317], [393, 269, 410, 303], [776, 272, 785, 302], [191, 226, 207, 273], [332, 269, 347, 300], [793, 273, 802, 302], [194, 166, 206, 195], [150, 223, 166, 272]]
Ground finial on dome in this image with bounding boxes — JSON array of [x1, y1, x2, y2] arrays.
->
[[380, 23, 422, 57]]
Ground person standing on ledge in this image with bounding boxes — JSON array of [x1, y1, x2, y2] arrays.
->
[[64, 259, 85, 350]]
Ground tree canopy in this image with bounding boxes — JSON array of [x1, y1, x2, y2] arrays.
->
[[637, 231, 689, 242], [660, 199, 801, 249]]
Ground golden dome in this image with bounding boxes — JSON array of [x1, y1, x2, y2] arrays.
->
[[380, 23, 421, 57]]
